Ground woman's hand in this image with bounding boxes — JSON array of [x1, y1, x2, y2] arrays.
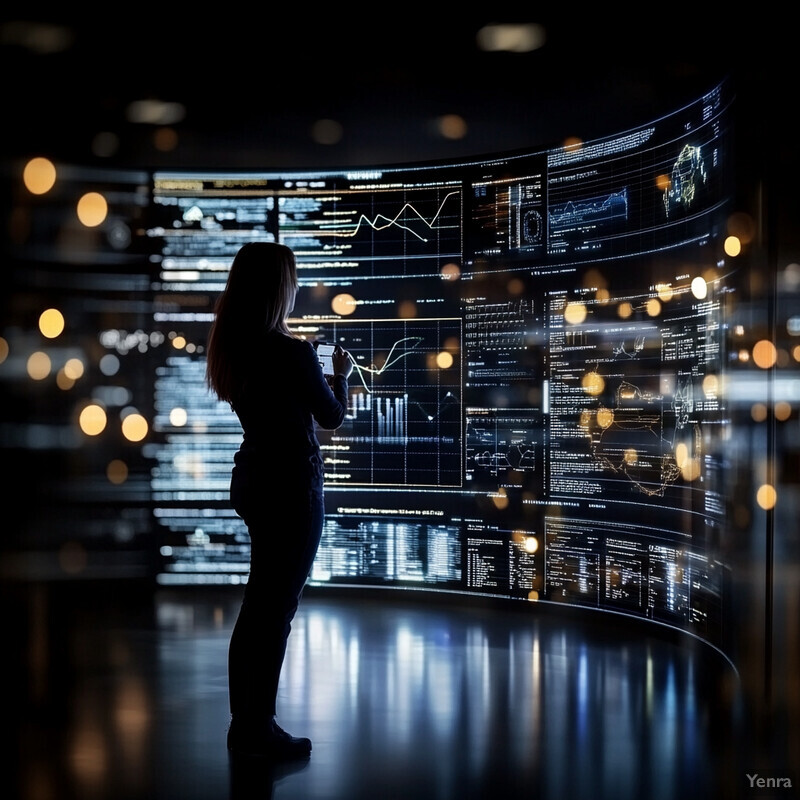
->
[[332, 346, 353, 379]]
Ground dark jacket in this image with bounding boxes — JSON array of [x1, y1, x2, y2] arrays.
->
[[230, 329, 348, 496]]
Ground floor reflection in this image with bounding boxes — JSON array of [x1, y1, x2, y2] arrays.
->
[[10, 583, 766, 800]]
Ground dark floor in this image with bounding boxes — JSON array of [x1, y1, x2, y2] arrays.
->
[[7, 581, 794, 800]]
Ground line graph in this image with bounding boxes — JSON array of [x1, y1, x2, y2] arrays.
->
[[465, 408, 542, 485], [318, 192, 460, 243], [548, 188, 628, 229], [350, 336, 423, 393], [279, 184, 462, 269], [308, 317, 462, 487]]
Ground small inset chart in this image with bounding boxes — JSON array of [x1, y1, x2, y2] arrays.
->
[[279, 183, 462, 279], [311, 317, 463, 487]]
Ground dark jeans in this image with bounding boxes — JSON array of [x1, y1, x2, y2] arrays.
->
[[228, 458, 324, 721]]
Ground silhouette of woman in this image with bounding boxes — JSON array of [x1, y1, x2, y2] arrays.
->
[[206, 242, 352, 759]]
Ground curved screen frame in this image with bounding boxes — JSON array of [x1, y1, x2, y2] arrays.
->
[[147, 79, 735, 654]]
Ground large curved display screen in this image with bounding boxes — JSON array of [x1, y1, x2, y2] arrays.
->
[[148, 81, 733, 649]]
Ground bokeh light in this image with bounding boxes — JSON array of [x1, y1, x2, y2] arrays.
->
[[724, 236, 742, 256], [397, 300, 417, 319], [524, 536, 538, 554], [436, 114, 468, 140], [440, 262, 461, 280], [507, 277, 524, 295], [655, 283, 674, 301], [76, 192, 108, 227], [99, 354, 121, 376], [702, 374, 719, 397], [775, 401, 792, 421], [23, 156, 57, 194], [169, 407, 188, 427], [691, 277, 708, 299], [476, 22, 546, 53], [27, 351, 52, 380], [126, 98, 186, 125], [596, 408, 614, 428], [153, 127, 179, 152], [79, 404, 107, 436], [331, 293, 356, 316], [56, 369, 75, 390], [646, 298, 662, 317], [39, 308, 65, 338], [681, 457, 701, 481], [582, 371, 605, 396], [752, 339, 778, 369], [756, 484, 777, 510], [436, 351, 454, 369], [564, 301, 587, 324], [121, 412, 149, 443], [491, 487, 509, 510], [107, 460, 129, 485], [63, 358, 84, 380], [784, 263, 800, 291]]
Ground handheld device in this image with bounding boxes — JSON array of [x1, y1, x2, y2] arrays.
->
[[315, 343, 336, 377]]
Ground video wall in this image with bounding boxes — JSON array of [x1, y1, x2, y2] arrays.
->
[[146, 80, 733, 648]]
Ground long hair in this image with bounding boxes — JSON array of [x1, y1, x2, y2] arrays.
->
[[206, 242, 298, 404]]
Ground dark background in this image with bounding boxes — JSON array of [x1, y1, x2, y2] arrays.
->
[[1, 13, 798, 787], [0, 14, 788, 173]]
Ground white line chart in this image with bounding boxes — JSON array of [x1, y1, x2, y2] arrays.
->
[[311, 318, 462, 487], [318, 191, 461, 243], [350, 336, 423, 393]]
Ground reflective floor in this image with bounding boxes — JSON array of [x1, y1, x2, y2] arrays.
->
[[7, 581, 791, 800]]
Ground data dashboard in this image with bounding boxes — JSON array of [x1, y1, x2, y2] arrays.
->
[[145, 81, 733, 649]]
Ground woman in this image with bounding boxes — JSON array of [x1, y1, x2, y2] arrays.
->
[[206, 242, 352, 759]]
